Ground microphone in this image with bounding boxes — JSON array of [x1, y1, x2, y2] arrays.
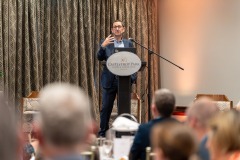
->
[[128, 38, 134, 42]]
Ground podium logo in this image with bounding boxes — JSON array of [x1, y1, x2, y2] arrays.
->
[[107, 51, 141, 76], [121, 57, 127, 62]]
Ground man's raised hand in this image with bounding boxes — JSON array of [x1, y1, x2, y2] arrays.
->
[[101, 35, 114, 47]]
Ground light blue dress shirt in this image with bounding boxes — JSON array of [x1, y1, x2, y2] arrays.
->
[[114, 39, 124, 48]]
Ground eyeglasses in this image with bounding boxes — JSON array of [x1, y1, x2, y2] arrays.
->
[[113, 25, 123, 29]]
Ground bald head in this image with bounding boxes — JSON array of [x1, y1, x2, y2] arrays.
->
[[186, 97, 219, 128]]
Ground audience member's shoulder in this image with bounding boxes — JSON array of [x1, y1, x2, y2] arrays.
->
[[137, 122, 152, 133], [152, 117, 180, 127], [138, 122, 149, 129], [165, 117, 180, 123]]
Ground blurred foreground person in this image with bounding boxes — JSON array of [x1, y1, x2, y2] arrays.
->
[[152, 121, 198, 160], [0, 96, 21, 160], [36, 83, 95, 160], [207, 110, 240, 160], [186, 97, 219, 160]]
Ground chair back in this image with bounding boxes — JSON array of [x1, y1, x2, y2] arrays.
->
[[195, 94, 233, 111]]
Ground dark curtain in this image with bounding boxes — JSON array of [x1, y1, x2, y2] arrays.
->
[[0, 0, 159, 122]]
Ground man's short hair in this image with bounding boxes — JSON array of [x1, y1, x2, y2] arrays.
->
[[38, 83, 92, 147], [112, 20, 125, 27], [153, 89, 175, 117]]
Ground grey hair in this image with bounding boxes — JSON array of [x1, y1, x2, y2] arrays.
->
[[38, 83, 92, 147], [186, 97, 219, 127], [152, 88, 176, 117]]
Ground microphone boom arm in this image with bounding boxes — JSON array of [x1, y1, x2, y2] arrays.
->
[[129, 38, 184, 70], [129, 38, 184, 120]]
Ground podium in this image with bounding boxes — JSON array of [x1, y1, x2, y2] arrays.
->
[[102, 49, 146, 115], [117, 62, 146, 114]]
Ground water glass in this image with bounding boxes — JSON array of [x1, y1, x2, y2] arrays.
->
[[103, 140, 113, 158]]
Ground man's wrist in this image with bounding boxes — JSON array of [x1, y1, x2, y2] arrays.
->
[[101, 44, 106, 50]]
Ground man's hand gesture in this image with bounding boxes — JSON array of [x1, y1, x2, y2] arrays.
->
[[101, 35, 114, 47]]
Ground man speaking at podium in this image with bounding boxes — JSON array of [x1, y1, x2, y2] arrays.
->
[[97, 20, 137, 137]]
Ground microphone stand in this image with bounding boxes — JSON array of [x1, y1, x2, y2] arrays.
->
[[129, 38, 184, 121]]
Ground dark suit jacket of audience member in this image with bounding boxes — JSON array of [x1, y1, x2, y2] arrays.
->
[[198, 136, 210, 160], [129, 117, 177, 160]]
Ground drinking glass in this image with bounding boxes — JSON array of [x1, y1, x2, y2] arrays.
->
[[96, 137, 106, 147], [106, 128, 115, 141], [103, 140, 113, 158]]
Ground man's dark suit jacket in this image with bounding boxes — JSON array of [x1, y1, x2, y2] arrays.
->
[[97, 39, 137, 88], [130, 117, 177, 160]]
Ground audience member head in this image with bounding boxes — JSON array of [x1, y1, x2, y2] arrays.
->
[[151, 88, 175, 118], [152, 121, 198, 160], [186, 97, 219, 140], [36, 83, 93, 157], [0, 97, 20, 160], [207, 110, 240, 160]]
